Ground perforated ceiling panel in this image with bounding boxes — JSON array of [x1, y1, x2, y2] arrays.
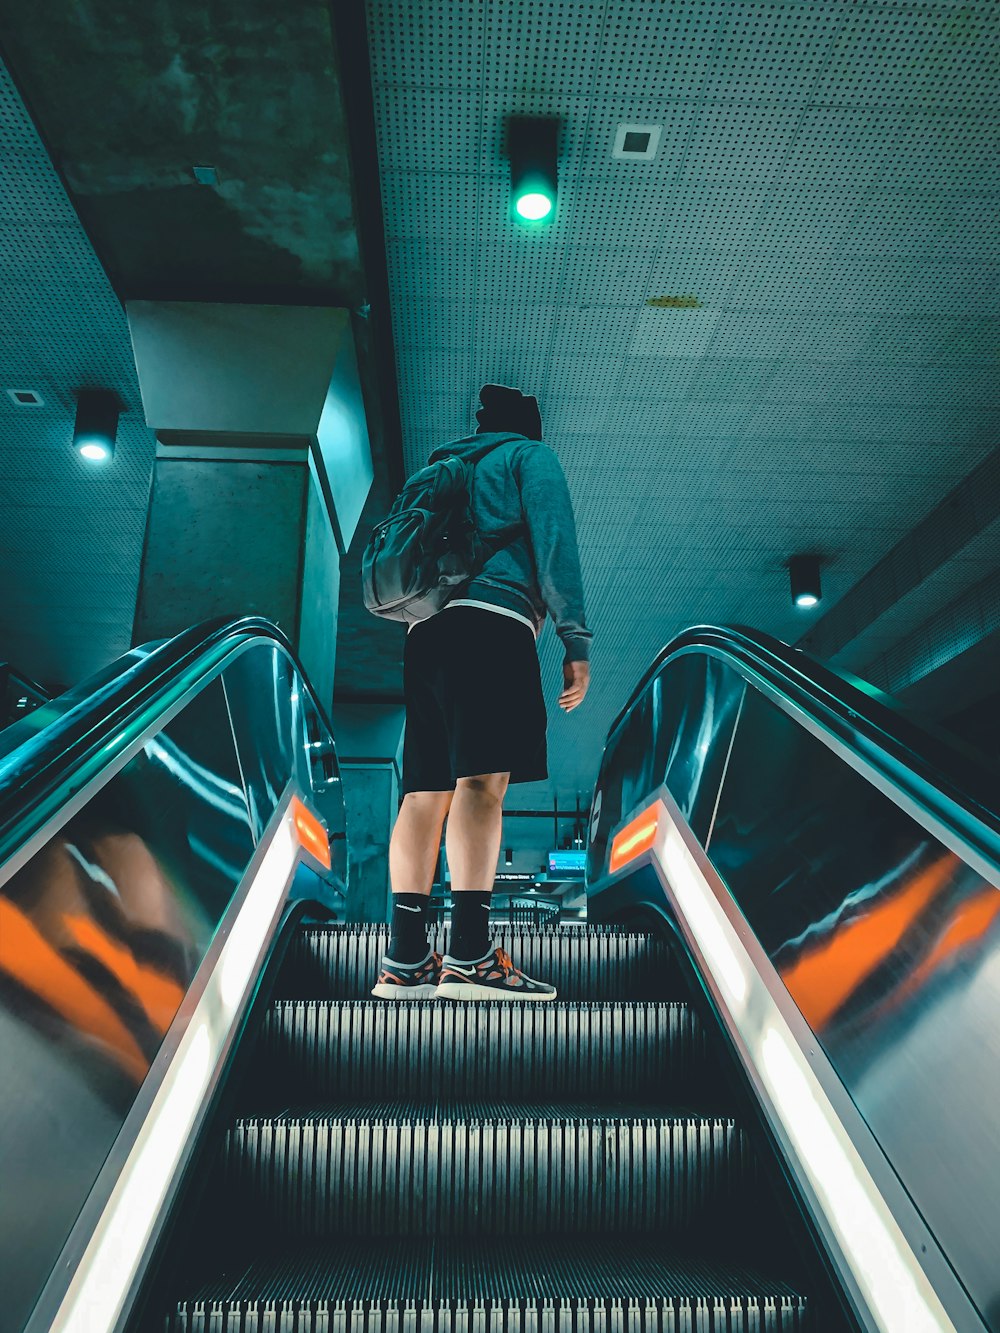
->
[[366, 0, 1000, 805], [0, 61, 155, 687]]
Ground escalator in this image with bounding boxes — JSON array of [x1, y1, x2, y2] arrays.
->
[[144, 920, 823, 1330], [2, 619, 997, 1332]]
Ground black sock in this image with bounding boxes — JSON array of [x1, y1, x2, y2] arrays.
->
[[449, 891, 493, 961], [388, 893, 431, 964]]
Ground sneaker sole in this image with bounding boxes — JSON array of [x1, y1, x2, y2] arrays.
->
[[435, 982, 557, 1002], [370, 982, 439, 1000]]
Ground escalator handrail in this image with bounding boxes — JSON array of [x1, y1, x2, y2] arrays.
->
[[605, 623, 1000, 872], [0, 616, 334, 866]]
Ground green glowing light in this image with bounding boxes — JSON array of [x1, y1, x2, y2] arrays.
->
[[515, 191, 554, 221], [78, 439, 111, 462]]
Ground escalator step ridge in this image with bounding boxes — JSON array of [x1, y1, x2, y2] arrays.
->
[[168, 1238, 809, 1329], [228, 1101, 732, 1123], [170, 1296, 809, 1333], [279, 925, 676, 1003], [303, 923, 646, 934], [218, 1113, 754, 1236], [256, 1000, 708, 1101]]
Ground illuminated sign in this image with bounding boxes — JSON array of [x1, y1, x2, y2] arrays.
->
[[548, 849, 587, 876]]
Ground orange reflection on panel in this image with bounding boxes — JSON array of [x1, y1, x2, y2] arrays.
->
[[64, 914, 184, 1034], [610, 802, 661, 875], [779, 855, 956, 1031], [291, 796, 331, 870], [897, 885, 1000, 1006], [0, 899, 150, 1084]]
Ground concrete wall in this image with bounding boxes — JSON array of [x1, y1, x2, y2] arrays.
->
[[133, 448, 342, 714], [338, 763, 397, 923], [133, 454, 309, 642], [332, 702, 405, 922], [299, 458, 342, 709]]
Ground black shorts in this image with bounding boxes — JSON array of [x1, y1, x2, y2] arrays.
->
[[401, 606, 548, 794]]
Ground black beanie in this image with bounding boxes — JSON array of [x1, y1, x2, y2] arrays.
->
[[475, 383, 542, 440]]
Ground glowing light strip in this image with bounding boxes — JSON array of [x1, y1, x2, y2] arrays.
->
[[609, 803, 660, 874], [48, 812, 300, 1333], [291, 794, 331, 870], [651, 804, 955, 1333]]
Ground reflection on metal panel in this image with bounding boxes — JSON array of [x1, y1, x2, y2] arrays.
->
[[587, 652, 744, 883], [589, 643, 1000, 1330], [709, 688, 1000, 1323], [221, 641, 348, 892], [0, 677, 254, 1332], [222, 644, 298, 842]]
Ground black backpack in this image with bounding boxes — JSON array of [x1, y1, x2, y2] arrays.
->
[[361, 450, 518, 624]]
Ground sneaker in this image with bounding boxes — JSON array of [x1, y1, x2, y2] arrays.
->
[[371, 950, 442, 1000], [436, 946, 557, 1002]]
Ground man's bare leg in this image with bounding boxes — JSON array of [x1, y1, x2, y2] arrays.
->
[[388, 790, 454, 896], [437, 771, 556, 999], [445, 772, 510, 892]]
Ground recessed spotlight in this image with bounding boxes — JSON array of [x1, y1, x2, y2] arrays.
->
[[7, 388, 44, 406], [74, 389, 120, 463], [789, 555, 822, 609], [78, 440, 112, 462], [506, 116, 559, 227], [515, 193, 552, 220]]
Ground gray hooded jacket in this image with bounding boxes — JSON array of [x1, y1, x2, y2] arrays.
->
[[428, 432, 592, 663]]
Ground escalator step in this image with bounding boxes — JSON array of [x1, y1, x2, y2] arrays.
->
[[169, 1237, 809, 1331], [278, 924, 676, 1002], [219, 1105, 752, 1236], [256, 1001, 706, 1102]]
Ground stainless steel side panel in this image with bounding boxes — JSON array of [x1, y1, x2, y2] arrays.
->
[[709, 687, 1000, 1327], [0, 631, 344, 1331], [589, 650, 999, 1330]]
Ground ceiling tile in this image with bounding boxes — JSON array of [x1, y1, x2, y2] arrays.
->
[[812, 3, 1000, 110], [340, 0, 1000, 799]]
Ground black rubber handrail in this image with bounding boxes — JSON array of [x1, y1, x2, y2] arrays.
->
[[605, 624, 1000, 872], [0, 616, 333, 868]]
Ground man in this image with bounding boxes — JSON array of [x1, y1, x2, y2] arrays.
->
[[372, 383, 591, 1001]]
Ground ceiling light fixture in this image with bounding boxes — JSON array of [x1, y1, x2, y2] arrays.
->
[[7, 388, 44, 406], [789, 555, 822, 609], [506, 115, 559, 226], [74, 389, 120, 464], [612, 123, 662, 161]]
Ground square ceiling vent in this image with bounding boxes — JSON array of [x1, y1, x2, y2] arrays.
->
[[612, 124, 662, 161], [6, 388, 44, 406]]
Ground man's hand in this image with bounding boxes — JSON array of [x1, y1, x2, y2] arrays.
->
[[558, 659, 590, 712]]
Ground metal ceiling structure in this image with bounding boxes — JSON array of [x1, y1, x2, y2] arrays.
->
[[0, 0, 997, 811], [0, 62, 155, 685], [0, 0, 404, 699], [364, 0, 1000, 805]]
